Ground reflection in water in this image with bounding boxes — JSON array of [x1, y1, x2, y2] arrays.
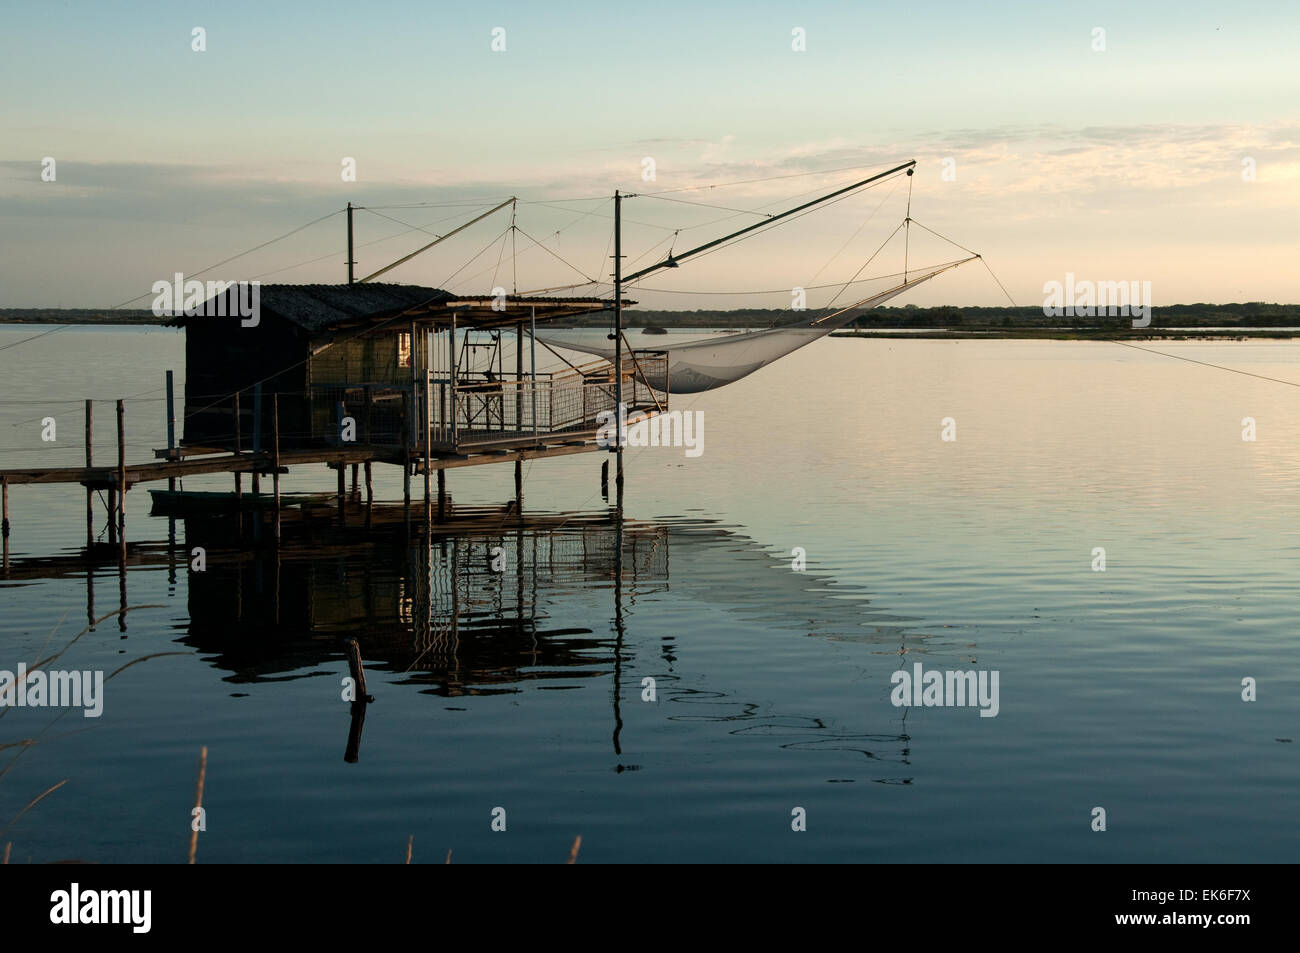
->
[[179, 506, 669, 699], [6, 501, 948, 783]]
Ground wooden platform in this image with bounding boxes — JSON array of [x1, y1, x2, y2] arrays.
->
[[0, 436, 607, 488]]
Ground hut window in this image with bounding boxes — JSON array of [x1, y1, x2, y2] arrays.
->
[[397, 332, 411, 368]]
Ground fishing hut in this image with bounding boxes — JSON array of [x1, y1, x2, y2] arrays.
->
[[164, 282, 661, 455]]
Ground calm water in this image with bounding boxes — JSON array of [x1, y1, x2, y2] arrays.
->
[[1, 326, 1297, 863]]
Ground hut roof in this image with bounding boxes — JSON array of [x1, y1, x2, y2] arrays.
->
[[164, 283, 625, 332]]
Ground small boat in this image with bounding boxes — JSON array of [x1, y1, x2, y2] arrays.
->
[[642, 325, 668, 335], [148, 489, 336, 513]]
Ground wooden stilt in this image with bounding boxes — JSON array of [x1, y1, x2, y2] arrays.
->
[[423, 371, 432, 508], [351, 462, 359, 497], [437, 467, 446, 519], [251, 384, 262, 496], [336, 464, 345, 519], [615, 449, 624, 510], [272, 394, 281, 508], [85, 400, 93, 548], [166, 371, 176, 491], [2, 477, 9, 574], [601, 458, 609, 499], [116, 399, 126, 553], [272, 393, 281, 541], [514, 458, 522, 510], [402, 392, 411, 507], [364, 461, 373, 505]]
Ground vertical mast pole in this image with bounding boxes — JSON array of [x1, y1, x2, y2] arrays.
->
[[347, 202, 355, 285], [613, 190, 623, 456]]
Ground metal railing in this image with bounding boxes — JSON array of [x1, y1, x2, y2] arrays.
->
[[304, 352, 668, 453]]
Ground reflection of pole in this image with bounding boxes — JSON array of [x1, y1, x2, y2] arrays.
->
[[612, 507, 625, 756]]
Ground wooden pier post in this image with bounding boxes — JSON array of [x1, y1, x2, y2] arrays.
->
[[85, 400, 93, 548], [437, 467, 446, 519], [601, 458, 609, 499], [272, 394, 281, 508], [116, 399, 126, 551], [336, 464, 345, 519], [346, 638, 373, 703], [616, 452, 624, 511], [423, 370, 432, 508], [351, 463, 358, 497], [165, 371, 176, 492], [363, 385, 372, 445], [514, 458, 522, 511], [251, 383, 262, 496], [402, 391, 411, 506], [234, 391, 241, 454], [2, 477, 9, 574], [272, 393, 281, 541], [107, 486, 117, 546], [364, 461, 373, 506]]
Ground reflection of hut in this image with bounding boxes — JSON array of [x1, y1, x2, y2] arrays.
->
[[178, 510, 668, 694], [164, 284, 655, 454]]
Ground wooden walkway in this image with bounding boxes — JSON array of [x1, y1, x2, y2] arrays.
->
[[0, 437, 604, 488]]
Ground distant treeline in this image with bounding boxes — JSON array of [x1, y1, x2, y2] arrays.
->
[[611, 302, 1300, 330], [0, 308, 158, 325], [3, 302, 1300, 330]]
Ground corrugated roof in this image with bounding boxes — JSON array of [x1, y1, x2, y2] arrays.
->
[[164, 283, 617, 332], [258, 284, 454, 331]]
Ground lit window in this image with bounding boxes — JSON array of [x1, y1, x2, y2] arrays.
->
[[398, 332, 411, 368]]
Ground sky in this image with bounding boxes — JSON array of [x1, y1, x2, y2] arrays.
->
[[2, 0, 1298, 310]]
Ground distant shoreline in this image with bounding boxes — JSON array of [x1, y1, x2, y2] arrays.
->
[[5, 304, 1300, 340]]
